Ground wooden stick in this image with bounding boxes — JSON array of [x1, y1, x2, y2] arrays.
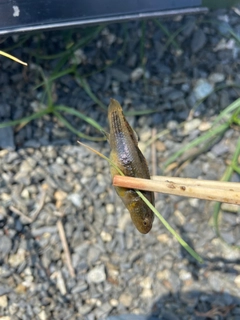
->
[[151, 176, 240, 191], [113, 175, 240, 205], [57, 220, 76, 278], [9, 205, 32, 223]]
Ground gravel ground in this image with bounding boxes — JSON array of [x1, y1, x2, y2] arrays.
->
[[1, 7, 240, 320]]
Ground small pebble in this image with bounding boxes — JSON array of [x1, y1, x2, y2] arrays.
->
[[198, 121, 211, 131], [131, 67, 144, 81], [155, 141, 166, 152], [140, 288, 153, 299], [174, 210, 186, 225], [184, 119, 201, 134], [87, 265, 106, 284], [0, 235, 12, 256], [100, 231, 112, 242], [119, 293, 132, 307], [139, 277, 152, 289], [193, 79, 214, 100], [234, 275, 240, 288], [139, 129, 151, 142], [8, 248, 26, 267], [54, 190, 67, 201], [188, 198, 199, 208], [0, 295, 8, 308], [68, 193, 82, 207], [209, 72, 225, 83], [106, 203, 115, 215], [221, 203, 239, 213], [38, 310, 47, 320], [110, 299, 118, 307], [191, 29, 207, 53], [0, 127, 15, 150], [157, 233, 171, 244]]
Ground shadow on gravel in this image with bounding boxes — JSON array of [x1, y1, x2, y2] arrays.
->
[[107, 291, 240, 320], [147, 290, 240, 320], [179, 227, 240, 280], [107, 229, 240, 319]]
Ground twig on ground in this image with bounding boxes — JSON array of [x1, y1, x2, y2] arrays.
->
[[30, 191, 46, 222], [151, 128, 157, 177], [9, 190, 46, 223], [9, 205, 32, 223], [57, 219, 76, 278], [195, 305, 235, 318]]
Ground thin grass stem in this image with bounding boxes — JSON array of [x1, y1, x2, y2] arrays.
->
[[54, 105, 104, 132], [54, 112, 104, 141], [163, 123, 229, 168]]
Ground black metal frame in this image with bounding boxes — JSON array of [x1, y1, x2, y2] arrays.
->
[[0, 0, 206, 35]]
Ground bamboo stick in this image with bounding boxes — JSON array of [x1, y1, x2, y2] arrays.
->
[[113, 175, 240, 205], [151, 176, 240, 191]]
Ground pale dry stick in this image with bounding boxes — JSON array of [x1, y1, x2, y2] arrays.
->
[[151, 176, 240, 190], [9, 190, 46, 223], [0, 50, 28, 66], [195, 305, 235, 318], [151, 128, 157, 177], [9, 205, 32, 223], [113, 175, 240, 205], [57, 219, 76, 278], [29, 190, 46, 222]]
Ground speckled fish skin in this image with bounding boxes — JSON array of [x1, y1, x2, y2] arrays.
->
[[108, 98, 154, 234]]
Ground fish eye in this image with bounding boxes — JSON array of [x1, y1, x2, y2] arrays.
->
[[143, 220, 147, 226]]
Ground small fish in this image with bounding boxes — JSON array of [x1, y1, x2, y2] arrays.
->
[[108, 99, 154, 234]]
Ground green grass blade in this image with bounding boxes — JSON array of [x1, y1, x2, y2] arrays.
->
[[212, 97, 240, 126], [0, 109, 49, 129], [54, 105, 104, 132], [38, 69, 54, 108], [75, 75, 107, 111], [232, 164, 240, 174], [33, 25, 105, 60], [83, 24, 128, 78], [75, 77, 160, 116], [191, 83, 240, 118], [161, 24, 187, 52], [49, 26, 104, 81], [54, 111, 104, 141], [33, 25, 105, 92], [229, 28, 240, 46], [213, 137, 240, 242], [4, 34, 30, 52], [136, 190, 203, 263], [213, 202, 222, 238], [154, 20, 180, 49], [163, 123, 229, 168], [34, 66, 76, 90]]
